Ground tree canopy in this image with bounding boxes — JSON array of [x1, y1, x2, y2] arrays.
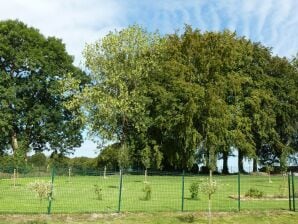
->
[[0, 20, 87, 161], [78, 25, 297, 172], [4, 21, 295, 173]]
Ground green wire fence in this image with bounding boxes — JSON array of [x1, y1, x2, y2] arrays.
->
[[0, 167, 297, 214]]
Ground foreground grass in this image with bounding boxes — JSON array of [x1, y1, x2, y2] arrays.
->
[[0, 211, 297, 224]]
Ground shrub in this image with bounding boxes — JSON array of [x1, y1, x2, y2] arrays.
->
[[189, 182, 200, 199], [142, 183, 152, 200], [28, 180, 52, 202], [245, 188, 264, 198], [94, 184, 103, 200]]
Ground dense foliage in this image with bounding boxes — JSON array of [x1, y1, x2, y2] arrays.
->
[[77, 25, 297, 172], [1, 20, 297, 173], [0, 20, 88, 163]]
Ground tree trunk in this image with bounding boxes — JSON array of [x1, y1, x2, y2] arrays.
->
[[11, 131, 19, 155], [222, 151, 229, 174], [253, 158, 258, 172], [238, 150, 245, 173]]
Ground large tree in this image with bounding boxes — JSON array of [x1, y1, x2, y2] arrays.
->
[[0, 20, 86, 160]]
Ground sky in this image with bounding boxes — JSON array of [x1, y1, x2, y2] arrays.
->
[[0, 0, 298, 158]]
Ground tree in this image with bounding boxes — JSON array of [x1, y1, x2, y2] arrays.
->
[[97, 143, 120, 170], [28, 152, 47, 169], [64, 25, 165, 169], [0, 20, 86, 159]]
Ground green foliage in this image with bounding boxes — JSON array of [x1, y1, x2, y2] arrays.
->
[[96, 143, 120, 170], [189, 181, 200, 199], [0, 20, 87, 157], [245, 188, 264, 198], [28, 152, 47, 168], [200, 178, 217, 197], [62, 24, 298, 171], [142, 183, 152, 201], [94, 184, 103, 200]]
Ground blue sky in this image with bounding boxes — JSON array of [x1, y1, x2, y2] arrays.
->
[[0, 0, 297, 158]]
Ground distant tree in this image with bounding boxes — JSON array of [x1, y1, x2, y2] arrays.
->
[[28, 152, 47, 169], [96, 143, 120, 170]]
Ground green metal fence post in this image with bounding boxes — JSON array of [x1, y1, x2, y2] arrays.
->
[[47, 167, 55, 214], [238, 172, 240, 211], [117, 169, 123, 213], [181, 170, 185, 212], [288, 173, 292, 211], [292, 172, 295, 212]]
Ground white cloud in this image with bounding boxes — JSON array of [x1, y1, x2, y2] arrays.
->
[[0, 0, 126, 65]]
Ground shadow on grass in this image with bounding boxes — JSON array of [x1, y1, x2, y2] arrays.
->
[[107, 185, 118, 188], [184, 197, 200, 201]]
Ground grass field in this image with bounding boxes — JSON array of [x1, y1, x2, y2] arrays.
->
[[0, 211, 297, 224], [0, 171, 297, 214]]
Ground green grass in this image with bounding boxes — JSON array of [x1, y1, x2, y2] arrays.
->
[[0, 172, 297, 214]]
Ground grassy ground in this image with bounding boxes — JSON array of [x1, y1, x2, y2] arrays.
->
[[0, 211, 297, 224], [0, 172, 297, 213]]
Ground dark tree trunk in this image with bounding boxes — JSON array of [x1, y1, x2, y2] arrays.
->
[[238, 150, 245, 173], [253, 158, 258, 172], [222, 151, 229, 174]]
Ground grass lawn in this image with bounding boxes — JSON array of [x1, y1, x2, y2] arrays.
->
[[0, 211, 297, 224], [0, 172, 297, 213]]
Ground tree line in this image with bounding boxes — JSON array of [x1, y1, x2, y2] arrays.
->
[[0, 20, 297, 173]]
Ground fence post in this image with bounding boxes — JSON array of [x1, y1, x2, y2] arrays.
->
[[47, 167, 55, 214], [238, 172, 240, 211], [117, 169, 123, 213], [292, 172, 295, 212], [181, 170, 185, 212], [288, 173, 292, 211]]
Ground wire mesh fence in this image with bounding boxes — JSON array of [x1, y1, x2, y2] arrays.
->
[[0, 167, 297, 214]]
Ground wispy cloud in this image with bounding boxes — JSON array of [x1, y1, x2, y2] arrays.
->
[[1, 0, 297, 63], [0, 0, 126, 65]]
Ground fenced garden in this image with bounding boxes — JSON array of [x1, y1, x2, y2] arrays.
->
[[0, 168, 297, 214]]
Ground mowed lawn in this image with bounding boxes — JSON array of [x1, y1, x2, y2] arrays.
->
[[0, 172, 296, 214]]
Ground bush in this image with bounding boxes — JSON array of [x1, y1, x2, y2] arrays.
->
[[28, 180, 52, 202], [189, 182, 200, 199], [245, 188, 264, 198], [142, 183, 152, 200], [94, 184, 103, 200]]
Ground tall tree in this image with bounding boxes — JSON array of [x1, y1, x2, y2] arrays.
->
[[0, 20, 86, 159], [65, 25, 165, 168]]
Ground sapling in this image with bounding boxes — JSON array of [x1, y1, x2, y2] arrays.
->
[[200, 170, 217, 224], [265, 164, 273, 183], [94, 184, 103, 200], [189, 181, 200, 199], [142, 182, 152, 200], [28, 180, 52, 203]]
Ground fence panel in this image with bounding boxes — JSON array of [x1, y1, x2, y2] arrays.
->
[[0, 167, 51, 214], [183, 174, 238, 212], [121, 171, 181, 211], [0, 167, 296, 213], [51, 169, 119, 213], [239, 174, 289, 211]]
